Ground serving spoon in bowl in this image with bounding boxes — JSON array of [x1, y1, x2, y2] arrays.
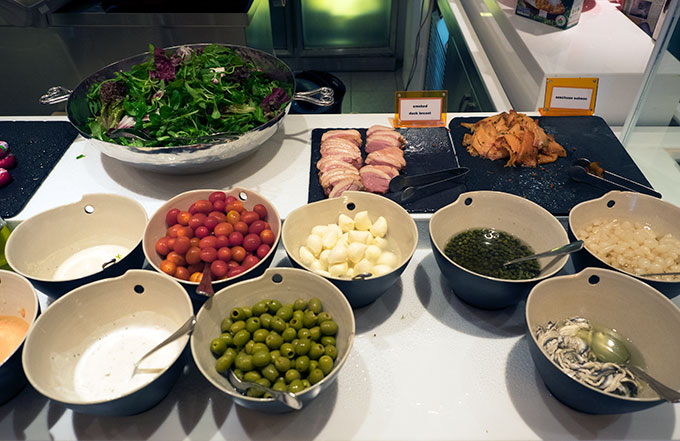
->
[[131, 315, 196, 377], [503, 240, 584, 267], [579, 327, 680, 403], [227, 370, 303, 410]]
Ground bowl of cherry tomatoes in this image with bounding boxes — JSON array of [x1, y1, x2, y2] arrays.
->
[[143, 188, 281, 304]]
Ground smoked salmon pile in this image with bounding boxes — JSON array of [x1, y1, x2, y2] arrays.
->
[[317, 125, 407, 197], [461, 111, 566, 167]]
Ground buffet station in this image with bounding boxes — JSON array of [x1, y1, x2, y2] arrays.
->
[[1, 44, 680, 440]]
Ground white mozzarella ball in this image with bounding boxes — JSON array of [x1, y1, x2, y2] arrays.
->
[[370, 216, 388, 238], [311, 225, 329, 237], [348, 242, 367, 263], [337, 232, 349, 247], [346, 267, 354, 278], [365, 245, 382, 262], [372, 264, 393, 277], [322, 229, 340, 249], [371, 236, 389, 250], [329, 262, 349, 278], [311, 260, 327, 273], [327, 223, 343, 235], [354, 258, 374, 275], [354, 211, 373, 231], [299, 246, 316, 266], [349, 230, 372, 244], [377, 251, 398, 268], [319, 249, 331, 268], [328, 243, 349, 265], [306, 234, 323, 256], [338, 214, 355, 232]]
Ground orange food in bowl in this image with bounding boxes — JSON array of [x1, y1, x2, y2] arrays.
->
[[0, 315, 29, 362]]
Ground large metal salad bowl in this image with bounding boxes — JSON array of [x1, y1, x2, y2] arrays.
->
[[41, 43, 332, 174]]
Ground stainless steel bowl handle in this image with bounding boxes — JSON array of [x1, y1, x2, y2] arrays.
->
[[293, 87, 334, 106], [40, 86, 72, 105]]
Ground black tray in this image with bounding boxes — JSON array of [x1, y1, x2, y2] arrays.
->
[[308, 127, 461, 213], [449, 116, 653, 216], [0, 121, 79, 218]]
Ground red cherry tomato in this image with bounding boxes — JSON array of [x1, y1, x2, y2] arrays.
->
[[160, 259, 177, 276], [248, 220, 266, 235], [260, 229, 276, 246], [199, 235, 217, 249], [190, 237, 201, 248], [214, 222, 234, 236], [226, 210, 240, 225], [204, 216, 218, 231], [215, 235, 229, 249], [209, 191, 227, 203], [256, 244, 271, 259], [240, 211, 259, 225], [194, 199, 213, 214], [194, 226, 210, 239], [176, 211, 192, 226], [208, 211, 227, 223], [175, 266, 190, 281], [226, 201, 244, 213], [188, 202, 198, 215], [253, 204, 268, 220], [167, 251, 186, 267], [225, 195, 237, 204], [167, 237, 176, 250], [166, 224, 181, 238], [231, 246, 246, 262], [165, 208, 180, 226], [242, 233, 262, 252], [155, 237, 171, 256], [227, 266, 246, 278], [234, 221, 248, 235], [228, 232, 244, 247], [213, 200, 226, 213], [173, 236, 191, 254], [217, 247, 232, 262], [188, 213, 207, 230], [242, 255, 260, 270], [210, 260, 228, 278], [200, 247, 218, 263], [227, 260, 240, 270], [187, 263, 204, 275], [185, 246, 202, 265], [177, 226, 194, 238]]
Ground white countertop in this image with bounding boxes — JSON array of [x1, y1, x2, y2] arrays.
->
[[2, 114, 680, 441]]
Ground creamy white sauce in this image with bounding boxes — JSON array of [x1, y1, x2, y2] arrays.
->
[[72, 315, 184, 402], [53, 244, 129, 280]]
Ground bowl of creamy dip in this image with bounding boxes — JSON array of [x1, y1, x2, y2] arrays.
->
[[22, 270, 192, 416], [0, 269, 40, 405]]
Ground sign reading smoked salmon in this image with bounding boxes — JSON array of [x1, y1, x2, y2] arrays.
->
[[394, 91, 447, 128], [540, 78, 598, 116]]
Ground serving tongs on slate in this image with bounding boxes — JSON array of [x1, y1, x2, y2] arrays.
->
[[388, 167, 469, 203], [568, 158, 661, 198]]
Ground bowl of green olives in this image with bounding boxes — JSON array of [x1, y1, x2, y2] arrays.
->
[[429, 191, 570, 309], [190, 267, 355, 413]]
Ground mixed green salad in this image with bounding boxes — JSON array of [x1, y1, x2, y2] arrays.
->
[[86, 44, 293, 147]]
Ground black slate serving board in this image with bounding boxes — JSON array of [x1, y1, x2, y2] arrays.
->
[[308, 127, 462, 213], [450, 115, 653, 216], [0, 121, 79, 218]]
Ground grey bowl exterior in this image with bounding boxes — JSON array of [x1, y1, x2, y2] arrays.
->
[[0, 272, 40, 405], [429, 233, 540, 309], [568, 191, 680, 299], [285, 254, 412, 308]]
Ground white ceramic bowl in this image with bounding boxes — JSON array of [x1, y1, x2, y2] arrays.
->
[[191, 267, 355, 413], [143, 187, 281, 306], [569, 191, 680, 298], [22, 270, 193, 416], [0, 270, 40, 404], [526, 267, 680, 414], [281, 191, 418, 308], [5, 194, 148, 298], [430, 191, 570, 309]]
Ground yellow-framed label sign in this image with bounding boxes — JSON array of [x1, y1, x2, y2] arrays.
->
[[394, 90, 447, 128], [539, 77, 598, 116]]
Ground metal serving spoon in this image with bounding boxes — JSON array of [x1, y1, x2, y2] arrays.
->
[[132, 315, 196, 377], [227, 370, 303, 410], [503, 240, 584, 266], [578, 327, 680, 403]]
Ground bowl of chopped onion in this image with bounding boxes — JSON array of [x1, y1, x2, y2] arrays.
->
[[569, 191, 680, 299], [281, 192, 418, 308]]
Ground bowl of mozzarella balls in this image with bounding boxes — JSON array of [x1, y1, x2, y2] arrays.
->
[[569, 191, 680, 299], [282, 192, 418, 308]]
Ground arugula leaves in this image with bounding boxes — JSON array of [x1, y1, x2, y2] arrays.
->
[[85, 44, 293, 147]]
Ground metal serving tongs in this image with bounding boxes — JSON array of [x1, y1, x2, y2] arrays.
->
[[568, 158, 661, 198], [388, 167, 470, 204]]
